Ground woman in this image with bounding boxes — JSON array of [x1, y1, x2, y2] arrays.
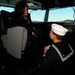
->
[[10, 1, 37, 38], [9, 0, 41, 74]]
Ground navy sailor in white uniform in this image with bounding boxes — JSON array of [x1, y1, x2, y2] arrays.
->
[[38, 23, 74, 75]]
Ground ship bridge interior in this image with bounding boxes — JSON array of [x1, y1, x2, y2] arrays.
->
[[0, 0, 75, 75]]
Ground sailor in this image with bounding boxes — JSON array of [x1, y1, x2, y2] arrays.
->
[[39, 23, 74, 75]]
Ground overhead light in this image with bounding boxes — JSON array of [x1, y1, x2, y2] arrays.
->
[[27, 3, 34, 6]]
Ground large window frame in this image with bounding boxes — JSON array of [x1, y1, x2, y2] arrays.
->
[[0, 6, 74, 23]]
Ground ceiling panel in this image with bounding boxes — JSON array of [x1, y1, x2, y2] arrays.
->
[[34, 0, 74, 9], [0, 0, 74, 9]]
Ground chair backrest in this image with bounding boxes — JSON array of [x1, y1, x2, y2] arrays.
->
[[1, 34, 7, 49], [1, 10, 10, 34], [6, 26, 27, 59]]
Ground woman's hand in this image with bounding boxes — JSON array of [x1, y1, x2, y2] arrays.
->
[[32, 31, 38, 37]]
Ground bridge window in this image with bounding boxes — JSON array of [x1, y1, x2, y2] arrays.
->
[[28, 9, 46, 22], [48, 7, 74, 23], [0, 6, 14, 12]]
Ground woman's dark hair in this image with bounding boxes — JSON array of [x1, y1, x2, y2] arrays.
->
[[15, 1, 28, 15]]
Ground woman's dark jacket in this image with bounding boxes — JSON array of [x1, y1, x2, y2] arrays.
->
[[8, 11, 33, 38]]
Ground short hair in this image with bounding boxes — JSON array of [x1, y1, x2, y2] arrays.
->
[[15, 1, 28, 15], [52, 31, 64, 40]]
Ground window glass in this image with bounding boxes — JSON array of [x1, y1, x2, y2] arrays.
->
[[0, 6, 74, 23], [0, 6, 14, 12], [48, 7, 74, 22], [28, 9, 46, 22]]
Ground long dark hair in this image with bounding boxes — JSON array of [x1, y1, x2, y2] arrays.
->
[[15, 1, 28, 15]]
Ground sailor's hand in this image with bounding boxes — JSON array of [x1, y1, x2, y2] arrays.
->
[[43, 45, 50, 56]]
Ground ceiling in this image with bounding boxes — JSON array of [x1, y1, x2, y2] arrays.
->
[[0, 0, 75, 9], [34, 0, 74, 9]]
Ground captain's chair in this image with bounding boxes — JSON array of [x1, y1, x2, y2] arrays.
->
[[1, 26, 27, 59], [0, 10, 10, 34]]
